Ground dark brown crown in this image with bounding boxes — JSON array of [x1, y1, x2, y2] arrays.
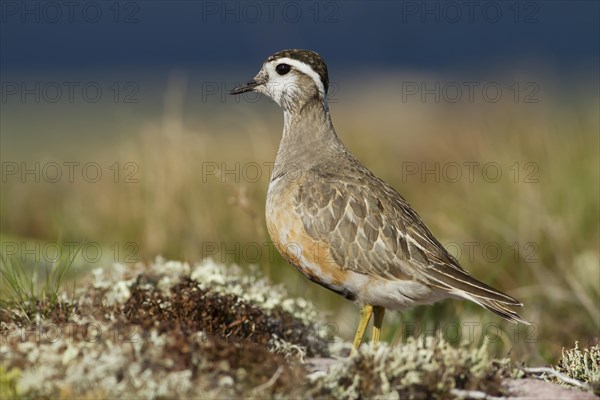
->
[[267, 49, 329, 94]]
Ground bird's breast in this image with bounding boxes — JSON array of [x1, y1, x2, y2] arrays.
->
[[266, 182, 366, 300]]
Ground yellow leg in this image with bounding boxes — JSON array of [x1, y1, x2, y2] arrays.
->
[[352, 304, 373, 353], [372, 306, 385, 347]]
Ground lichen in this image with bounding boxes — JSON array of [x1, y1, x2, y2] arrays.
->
[[269, 335, 308, 362], [555, 342, 600, 394], [309, 337, 513, 399]]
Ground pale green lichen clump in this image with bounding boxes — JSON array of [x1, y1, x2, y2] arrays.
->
[[309, 337, 512, 399], [556, 342, 600, 394], [1, 327, 229, 398]]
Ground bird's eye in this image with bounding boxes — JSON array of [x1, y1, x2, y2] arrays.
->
[[276, 63, 291, 75]]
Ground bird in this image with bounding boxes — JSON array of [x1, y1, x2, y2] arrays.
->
[[230, 49, 528, 351]]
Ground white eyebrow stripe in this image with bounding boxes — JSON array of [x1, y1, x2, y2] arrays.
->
[[274, 57, 325, 98]]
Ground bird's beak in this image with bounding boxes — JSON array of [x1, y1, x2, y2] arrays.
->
[[230, 79, 261, 95]]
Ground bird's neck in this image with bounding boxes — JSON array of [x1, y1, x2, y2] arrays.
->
[[274, 97, 344, 176]]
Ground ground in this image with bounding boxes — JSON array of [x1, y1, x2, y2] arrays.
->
[[1, 259, 598, 399]]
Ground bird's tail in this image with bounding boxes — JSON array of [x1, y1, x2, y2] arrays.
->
[[457, 292, 530, 325], [426, 263, 530, 325]]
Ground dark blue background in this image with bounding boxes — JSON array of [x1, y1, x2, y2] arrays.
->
[[1, 0, 598, 74]]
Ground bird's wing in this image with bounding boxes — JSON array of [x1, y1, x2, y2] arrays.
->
[[294, 163, 522, 308]]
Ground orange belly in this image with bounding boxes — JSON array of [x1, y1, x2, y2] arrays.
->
[[266, 199, 358, 299]]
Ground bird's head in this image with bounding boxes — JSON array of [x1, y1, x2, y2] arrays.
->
[[231, 49, 329, 112]]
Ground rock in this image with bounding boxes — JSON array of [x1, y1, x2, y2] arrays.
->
[[502, 378, 598, 400]]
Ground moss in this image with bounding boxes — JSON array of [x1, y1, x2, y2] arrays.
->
[[0, 365, 21, 399], [555, 342, 600, 394], [122, 275, 327, 356]]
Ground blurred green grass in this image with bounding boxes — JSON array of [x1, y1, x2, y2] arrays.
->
[[1, 72, 598, 364]]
